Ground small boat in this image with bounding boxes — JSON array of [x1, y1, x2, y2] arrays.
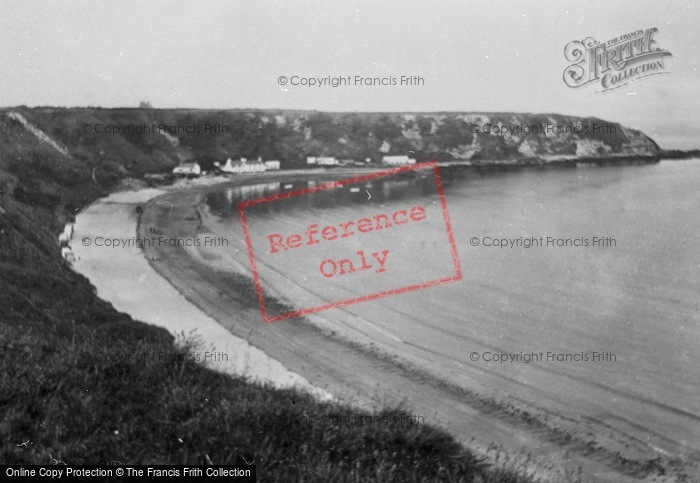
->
[[349, 187, 360, 193]]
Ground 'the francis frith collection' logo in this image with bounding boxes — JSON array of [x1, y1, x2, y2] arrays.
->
[[563, 28, 672, 93]]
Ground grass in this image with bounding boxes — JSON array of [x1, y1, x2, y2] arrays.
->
[[0, 294, 546, 482]]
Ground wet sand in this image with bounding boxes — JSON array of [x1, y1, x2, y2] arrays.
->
[[131, 170, 696, 482]]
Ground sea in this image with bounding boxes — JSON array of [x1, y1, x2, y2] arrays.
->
[[205, 160, 700, 462]]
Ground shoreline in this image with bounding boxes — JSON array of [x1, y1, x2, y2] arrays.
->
[[435, 154, 662, 168], [70, 182, 335, 401]]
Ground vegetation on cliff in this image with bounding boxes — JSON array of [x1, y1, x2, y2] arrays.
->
[[1, 108, 660, 178]]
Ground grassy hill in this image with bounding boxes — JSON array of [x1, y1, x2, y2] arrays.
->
[[0, 106, 659, 481]]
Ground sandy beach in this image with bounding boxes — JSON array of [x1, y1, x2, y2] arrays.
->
[[107, 169, 697, 483], [70, 181, 334, 401]]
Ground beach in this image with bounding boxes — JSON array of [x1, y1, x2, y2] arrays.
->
[[70, 181, 334, 401]]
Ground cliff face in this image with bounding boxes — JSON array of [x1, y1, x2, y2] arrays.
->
[[0, 108, 660, 176]]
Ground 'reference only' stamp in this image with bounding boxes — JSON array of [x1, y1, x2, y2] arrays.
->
[[238, 161, 462, 323]]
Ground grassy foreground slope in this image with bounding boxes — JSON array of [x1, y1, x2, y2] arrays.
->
[[0, 108, 560, 481]]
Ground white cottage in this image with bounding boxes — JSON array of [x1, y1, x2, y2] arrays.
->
[[382, 155, 416, 165], [307, 156, 339, 166], [215, 158, 267, 174], [172, 162, 201, 176]]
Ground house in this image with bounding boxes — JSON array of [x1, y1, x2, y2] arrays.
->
[[382, 155, 416, 165], [172, 161, 201, 176], [307, 156, 339, 166], [215, 157, 267, 174], [264, 160, 281, 170]]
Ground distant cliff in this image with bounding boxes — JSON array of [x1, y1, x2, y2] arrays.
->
[[0, 107, 662, 212], [1, 107, 660, 171]]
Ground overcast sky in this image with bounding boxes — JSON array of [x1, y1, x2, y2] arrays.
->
[[1, 0, 698, 149]]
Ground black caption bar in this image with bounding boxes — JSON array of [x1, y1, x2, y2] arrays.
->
[[3, 465, 256, 482]]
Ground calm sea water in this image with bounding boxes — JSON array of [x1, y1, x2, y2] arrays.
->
[[207, 160, 700, 460]]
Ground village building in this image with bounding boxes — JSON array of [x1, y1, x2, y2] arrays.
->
[[215, 157, 267, 174], [264, 160, 281, 170], [172, 161, 201, 176], [307, 156, 339, 166], [382, 155, 416, 165]]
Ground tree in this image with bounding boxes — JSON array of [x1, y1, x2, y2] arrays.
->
[[372, 115, 402, 141], [416, 116, 434, 137], [434, 118, 473, 150], [305, 113, 341, 144]]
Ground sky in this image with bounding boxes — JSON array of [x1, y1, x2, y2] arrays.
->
[[1, 0, 698, 149]]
